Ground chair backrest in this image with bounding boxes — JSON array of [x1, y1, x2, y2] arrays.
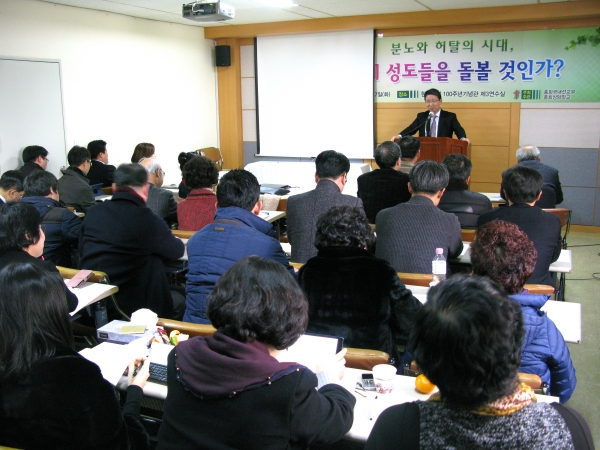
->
[[260, 193, 281, 211], [57, 266, 109, 284], [344, 348, 390, 371], [172, 229, 195, 239], [523, 284, 555, 295], [542, 208, 571, 249], [517, 372, 543, 390], [198, 147, 224, 170], [461, 229, 476, 242], [157, 318, 217, 338], [398, 272, 432, 287], [277, 198, 288, 212]]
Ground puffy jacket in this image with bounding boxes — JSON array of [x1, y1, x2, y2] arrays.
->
[[184, 206, 295, 324], [511, 292, 576, 403], [21, 196, 82, 267]]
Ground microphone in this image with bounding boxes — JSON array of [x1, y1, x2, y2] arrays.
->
[[400, 112, 433, 137], [425, 112, 434, 137]]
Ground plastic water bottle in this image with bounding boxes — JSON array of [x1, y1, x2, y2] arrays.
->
[[432, 248, 446, 284]]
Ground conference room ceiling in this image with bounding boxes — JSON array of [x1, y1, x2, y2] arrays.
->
[[37, 0, 579, 28]]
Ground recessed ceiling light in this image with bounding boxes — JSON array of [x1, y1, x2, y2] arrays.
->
[[250, 0, 298, 7]]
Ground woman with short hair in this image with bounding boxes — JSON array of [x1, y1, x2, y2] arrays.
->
[[471, 219, 576, 403], [0, 263, 150, 449], [0, 202, 77, 312], [177, 156, 219, 230], [298, 205, 421, 368], [158, 256, 355, 450], [366, 275, 593, 449]]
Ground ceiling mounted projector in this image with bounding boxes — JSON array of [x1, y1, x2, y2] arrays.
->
[[182, 1, 235, 22]]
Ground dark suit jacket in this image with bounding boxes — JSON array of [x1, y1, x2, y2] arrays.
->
[[438, 183, 493, 229], [87, 160, 116, 187], [375, 195, 463, 273], [79, 191, 185, 318], [477, 204, 562, 286], [18, 161, 44, 178], [357, 168, 411, 224], [147, 183, 178, 226], [501, 160, 563, 209], [286, 180, 364, 263], [400, 110, 467, 139]]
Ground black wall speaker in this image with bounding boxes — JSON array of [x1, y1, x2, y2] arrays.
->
[[215, 45, 231, 67]]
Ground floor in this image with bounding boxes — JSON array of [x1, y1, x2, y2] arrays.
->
[[561, 231, 600, 447]]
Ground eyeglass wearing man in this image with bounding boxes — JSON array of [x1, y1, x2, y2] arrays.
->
[[392, 88, 470, 145]]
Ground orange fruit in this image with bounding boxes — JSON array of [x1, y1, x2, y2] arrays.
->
[[415, 374, 436, 394]]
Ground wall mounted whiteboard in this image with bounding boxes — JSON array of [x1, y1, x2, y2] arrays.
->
[[256, 30, 375, 159], [0, 58, 67, 176]]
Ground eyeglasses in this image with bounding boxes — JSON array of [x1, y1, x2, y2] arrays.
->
[[425, 99, 440, 104], [42, 157, 49, 162], [39, 224, 46, 233]]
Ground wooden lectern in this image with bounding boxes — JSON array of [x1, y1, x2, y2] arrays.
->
[[417, 137, 469, 163]]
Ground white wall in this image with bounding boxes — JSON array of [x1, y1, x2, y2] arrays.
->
[[0, 0, 218, 185]]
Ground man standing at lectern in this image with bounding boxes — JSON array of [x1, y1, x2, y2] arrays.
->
[[391, 89, 470, 144]]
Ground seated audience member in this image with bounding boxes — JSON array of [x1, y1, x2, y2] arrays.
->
[[79, 164, 185, 319], [185, 169, 294, 324], [177, 151, 200, 199], [287, 150, 364, 263], [21, 171, 82, 267], [140, 158, 178, 227], [471, 220, 576, 402], [158, 256, 355, 450], [357, 141, 411, 223], [298, 206, 422, 368], [0, 170, 24, 203], [18, 145, 48, 177], [439, 153, 492, 229], [478, 165, 561, 286], [177, 155, 219, 230], [376, 160, 463, 273], [502, 145, 563, 209], [57, 145, 95, 213], [131, 142, 155, 163], [0, 202, 77, 312], [0, 263, 150, 450], [366, 275, 593, 450], [397, 135, 421, 174], [86, 139, 116, 187]]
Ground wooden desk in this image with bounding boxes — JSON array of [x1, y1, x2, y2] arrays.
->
[[451, 242, 572, 274], [405, 284, 581, 344], [116, 363, 558, 443], [339, 368, 558, 442]]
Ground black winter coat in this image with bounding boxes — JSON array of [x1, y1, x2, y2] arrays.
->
[[298, 246, 422, 367]]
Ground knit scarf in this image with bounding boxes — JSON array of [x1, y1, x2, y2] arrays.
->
[[428, 383, 537, 417]]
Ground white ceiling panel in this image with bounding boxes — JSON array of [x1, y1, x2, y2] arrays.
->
[[34, 0, 582, 27]]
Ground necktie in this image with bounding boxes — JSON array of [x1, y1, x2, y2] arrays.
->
[[431, 115, 437, 137]]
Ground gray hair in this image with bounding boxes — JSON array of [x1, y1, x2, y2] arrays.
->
[[516, 145, 540, 162], [140, 157, 163, 175]]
